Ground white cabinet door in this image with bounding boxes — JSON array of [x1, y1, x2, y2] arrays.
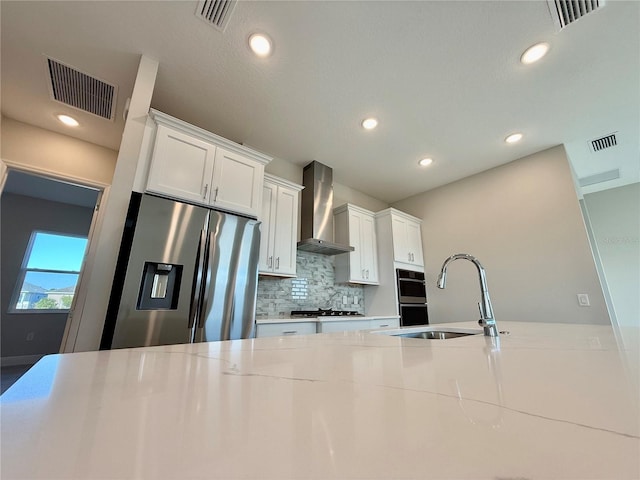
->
[[348, 212, 364, 281], [391, 213, 424, 267], [334, 204, 379, 285], [259, 182, 277, 273], [258, 175, 302, 277], [360, 213, 379, 283], [406, 219, 424, 267], [147, 125, 216, 203], [256, 322, 316, 338], [271, 186, 298, 276], [211, 148, 264, 217]]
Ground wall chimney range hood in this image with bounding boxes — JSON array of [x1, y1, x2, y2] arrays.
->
[[297, 161, 354, 256]]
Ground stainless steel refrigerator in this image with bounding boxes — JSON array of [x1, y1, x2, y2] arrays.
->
[[101, 193, 261, 349]]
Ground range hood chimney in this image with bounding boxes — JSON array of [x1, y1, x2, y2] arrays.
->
[[297, 161, 354, 255]]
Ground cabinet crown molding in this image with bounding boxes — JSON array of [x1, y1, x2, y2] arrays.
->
[[374, 207, 423, 224], [333, 203, 375, 216], [264, 173, 304, 191], [149, 109, 272, 165]]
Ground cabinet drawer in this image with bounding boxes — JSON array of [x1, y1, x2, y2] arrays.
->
[[316, 320, 370, 333], [256, 322, 316, 338], [369, 318, 400, 329]]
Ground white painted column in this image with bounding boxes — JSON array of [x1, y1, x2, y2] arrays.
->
[[61, 55, 158, 353]]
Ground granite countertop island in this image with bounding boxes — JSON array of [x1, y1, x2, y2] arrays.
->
[[1, 321, 638, 479]]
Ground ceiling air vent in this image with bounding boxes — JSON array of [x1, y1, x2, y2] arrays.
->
[[195, 0, 236, 31], [547, 0, 604, 30], [47, 58, 116, 121], [590, 133, 617, 152]]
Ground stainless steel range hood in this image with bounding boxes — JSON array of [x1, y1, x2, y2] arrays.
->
[[297, 161, 354, 255]]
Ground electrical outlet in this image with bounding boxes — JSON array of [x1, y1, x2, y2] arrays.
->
[[353, 296, 359, 305], [577, 294, 590, 307], [26, 332, 35, 341], [342, 295, 348, 305]]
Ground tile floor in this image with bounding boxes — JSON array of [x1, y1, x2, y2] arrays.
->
[[1, 364, 34, 394]]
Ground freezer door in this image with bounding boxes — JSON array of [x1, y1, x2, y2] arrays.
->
[[195, 212, 260, 342], [111, 195, 208, 348]]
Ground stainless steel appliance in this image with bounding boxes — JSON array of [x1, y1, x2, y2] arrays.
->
[[290, 308, 362, 317], [101, 193, 261, 349], [396, 269, 429, 326], [297, 161, 354, 255]]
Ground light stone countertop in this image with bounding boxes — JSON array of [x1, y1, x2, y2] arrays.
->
[[1, 321, 638, 479], [256, 315, 398, 324]]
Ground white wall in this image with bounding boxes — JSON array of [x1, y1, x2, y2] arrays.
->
[[583, 183, 639, 328], [1, 117, 117, 186], [393, 145, 610, 326]]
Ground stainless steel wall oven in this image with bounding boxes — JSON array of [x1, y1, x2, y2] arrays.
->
[[396, 269, 428, 326]]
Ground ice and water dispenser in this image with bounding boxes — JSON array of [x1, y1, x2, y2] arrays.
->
[[137, 262, 183, 310]]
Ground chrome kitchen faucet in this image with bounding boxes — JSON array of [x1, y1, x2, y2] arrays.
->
[[436, 253, 499, 337]]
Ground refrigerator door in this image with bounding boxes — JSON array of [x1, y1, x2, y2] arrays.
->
[[111, 195, 208, 348], [195, 212, 260, 342]]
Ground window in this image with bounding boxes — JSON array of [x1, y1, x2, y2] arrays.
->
[[10, 232, 88, 312]]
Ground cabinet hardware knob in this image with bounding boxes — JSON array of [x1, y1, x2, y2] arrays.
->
[[203, 184, 209, 198], [282, 330, 297, 335], [214, 187, 219, 201], [276, 257, 280, 269]]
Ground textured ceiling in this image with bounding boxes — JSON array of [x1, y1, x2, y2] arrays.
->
[[1, 1, 638, 203]]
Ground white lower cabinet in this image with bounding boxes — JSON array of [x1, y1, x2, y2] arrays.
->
[[256, 322, 317, 338]]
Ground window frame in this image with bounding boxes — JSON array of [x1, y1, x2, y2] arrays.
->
[[8, 230, 88, 314]]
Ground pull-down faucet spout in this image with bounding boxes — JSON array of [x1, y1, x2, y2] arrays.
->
[[437, 253, 498, 337]]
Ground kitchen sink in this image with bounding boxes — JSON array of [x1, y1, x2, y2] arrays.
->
[[395, 330, 479, 339], [372, 326, 483, 339]]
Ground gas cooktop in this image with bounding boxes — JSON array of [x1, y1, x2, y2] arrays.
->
[[291, 309, 363, 317]]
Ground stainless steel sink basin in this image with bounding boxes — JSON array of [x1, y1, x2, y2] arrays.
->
[[395, 330, 479, 339], [372, 326, 483, 339]]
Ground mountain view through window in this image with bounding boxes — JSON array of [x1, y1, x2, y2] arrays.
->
[[12, 232, 88, 311]]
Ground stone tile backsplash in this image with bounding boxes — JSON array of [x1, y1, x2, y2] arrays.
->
[[256, 251, 364, 317]]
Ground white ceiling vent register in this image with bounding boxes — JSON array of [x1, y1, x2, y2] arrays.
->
[[47, 58, 117, 121], [547, 0, 604, 30], [195, 0, 236, 31], [590, 133, 617, 152]]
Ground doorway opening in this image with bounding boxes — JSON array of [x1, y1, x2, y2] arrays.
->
[[1, 169, 101, 393]]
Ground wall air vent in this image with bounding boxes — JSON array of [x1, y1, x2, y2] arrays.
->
[[47, 58, 116, 121], [590, 133, 617, 152], [578, 169, 620, 187], [547, 0, 604, 30], [195, 0, 236, 31]]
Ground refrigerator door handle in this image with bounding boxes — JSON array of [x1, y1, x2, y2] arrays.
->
[[197, 231, 216, 329], [188, 229, 208, 329]]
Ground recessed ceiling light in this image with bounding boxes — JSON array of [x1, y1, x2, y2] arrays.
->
[[505, 133, 523, 144], [57, 114, 79, 127], [361, 118, 378, 130], [418, 158, 433, 167], [520, 42, 549, 65], [249, 33, 273, 57]]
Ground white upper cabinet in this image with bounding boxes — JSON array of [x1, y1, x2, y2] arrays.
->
[[259, 174, 303, 277], [334, 204, 379, 285], [146, 125, 216, 204], [377, 208, 424, 269], [144, 110, 271, 218]]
